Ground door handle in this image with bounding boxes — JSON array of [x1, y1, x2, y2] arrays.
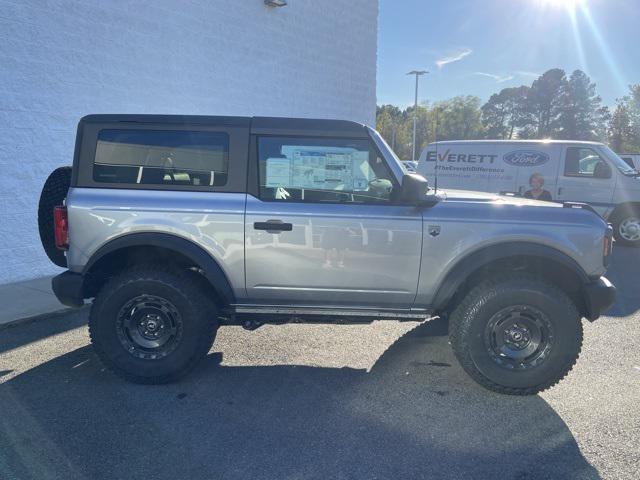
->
[[253, 220, 293, 233], [557, 187, 563, 196]]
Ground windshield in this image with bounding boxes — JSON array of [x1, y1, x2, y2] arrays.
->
[[599, 145, 639, 175]]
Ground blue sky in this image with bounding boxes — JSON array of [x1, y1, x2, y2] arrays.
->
[[377, 0, 639, 108]]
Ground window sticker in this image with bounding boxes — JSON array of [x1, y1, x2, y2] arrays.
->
[[265, 146, 371, 192]]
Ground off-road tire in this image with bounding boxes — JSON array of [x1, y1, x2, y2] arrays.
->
[[449, 274, 582, 395], [610, 205, 640, 247], [89, 265, 218, 384], [38, 166, 72, 267]]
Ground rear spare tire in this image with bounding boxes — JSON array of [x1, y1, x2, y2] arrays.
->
[[38, 166, 72, 267]]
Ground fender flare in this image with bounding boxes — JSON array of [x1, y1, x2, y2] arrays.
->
[[431, 242, 590, 311], [83, 232, 236, 305]]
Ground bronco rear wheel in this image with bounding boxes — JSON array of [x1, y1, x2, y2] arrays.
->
[[449, 274, 582, 395], [89, 265, 218, 384]]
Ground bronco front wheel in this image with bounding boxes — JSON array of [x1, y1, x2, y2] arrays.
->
[[449, 274, 583, 395]]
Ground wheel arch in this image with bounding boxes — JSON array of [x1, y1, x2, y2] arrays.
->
[[610, 201, 640, 218], [432, 242, 590, 316], [82, 232, 235, 306]]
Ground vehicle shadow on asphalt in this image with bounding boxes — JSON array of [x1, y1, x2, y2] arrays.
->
[[603, 245, 640, 317], [0, 318, 600, 480]]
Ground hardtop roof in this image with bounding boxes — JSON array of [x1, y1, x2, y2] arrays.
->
[[80, 114, 368, 137]]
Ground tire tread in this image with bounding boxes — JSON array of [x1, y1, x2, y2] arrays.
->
[[449, 273, 583, 395], [89, 264, 218, 384]]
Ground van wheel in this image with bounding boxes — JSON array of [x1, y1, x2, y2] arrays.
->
[[611, 207, 640, 246], [449, 274, 582, 395], [89, 265, 218, 384], [38, 166, 72, 267]]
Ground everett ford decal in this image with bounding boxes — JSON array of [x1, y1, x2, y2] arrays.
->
[[503, 150, 549, 167]]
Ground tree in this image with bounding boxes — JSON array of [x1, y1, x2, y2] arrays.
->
[[558, 70, 606, 141], [434, 95, 484, 141], [520, 69, 568, 138], [608, 101, 633, 152], [376, 105, 404, 153], [481, 86, 529, 139]]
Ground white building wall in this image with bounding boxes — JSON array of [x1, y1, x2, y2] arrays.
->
[[0, 0, 378, 284]]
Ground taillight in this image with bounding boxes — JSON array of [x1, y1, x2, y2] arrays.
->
[[603, 224, 613, 267], [53, 206, 69, 250]]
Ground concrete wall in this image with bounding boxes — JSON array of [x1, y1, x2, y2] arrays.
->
[[0, 0, 378, 284]]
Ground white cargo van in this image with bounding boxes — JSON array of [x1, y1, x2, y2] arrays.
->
[[418, 140, 640, 246]]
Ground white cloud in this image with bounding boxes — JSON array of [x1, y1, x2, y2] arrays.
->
[[474, 72, 515, 83], [515, 70, 541, 78], [435, 48, 472, 69]]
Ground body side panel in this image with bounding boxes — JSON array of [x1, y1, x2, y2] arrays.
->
[[66, 188, 248, 300]]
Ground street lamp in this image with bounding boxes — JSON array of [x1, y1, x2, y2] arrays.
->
[[406, 70, 429, 161]]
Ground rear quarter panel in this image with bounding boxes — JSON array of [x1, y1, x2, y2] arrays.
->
[[65, 188, 247, 300]]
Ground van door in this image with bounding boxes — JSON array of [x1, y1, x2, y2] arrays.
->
[[513, 145, 561, 202], [420, 143, 511, 194], [556, 145, 616, 214]]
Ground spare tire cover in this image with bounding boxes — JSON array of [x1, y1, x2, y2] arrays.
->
[[38, 166, 72, 267]]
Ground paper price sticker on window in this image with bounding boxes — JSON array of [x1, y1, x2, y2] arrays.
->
[[265, 158, 291, 187]]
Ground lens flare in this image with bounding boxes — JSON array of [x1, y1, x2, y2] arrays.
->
[[536, 0, 585, 10]]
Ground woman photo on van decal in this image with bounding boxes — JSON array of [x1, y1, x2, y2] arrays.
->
[[524, 172, 552, 201]]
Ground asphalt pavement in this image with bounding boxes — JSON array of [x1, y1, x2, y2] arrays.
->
[[0, 247, 638, 480]]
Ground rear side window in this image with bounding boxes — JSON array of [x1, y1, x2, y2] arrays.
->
[[93, 130, 229, 187]]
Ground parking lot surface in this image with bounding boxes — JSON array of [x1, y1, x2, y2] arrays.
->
[[1, 247, 638, 480]]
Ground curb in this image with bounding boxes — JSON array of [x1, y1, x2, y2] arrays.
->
[[0, 304, 90, 331]]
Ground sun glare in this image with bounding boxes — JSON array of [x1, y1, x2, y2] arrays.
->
[[536, 0, 585, 10]]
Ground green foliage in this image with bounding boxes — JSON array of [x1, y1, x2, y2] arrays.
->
[[376, 97, 483, 159], [377, 68, 640, 156]]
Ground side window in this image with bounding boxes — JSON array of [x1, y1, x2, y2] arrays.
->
[[564, 147, 609, 178], [94, 129, 229, 187], [257, 136, 397, 203], [621, 157, 635, 169]]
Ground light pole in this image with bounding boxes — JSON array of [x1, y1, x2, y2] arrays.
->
[[407, 70, 428, 161]]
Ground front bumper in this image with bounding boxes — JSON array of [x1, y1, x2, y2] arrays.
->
[[583, 276, 616, 321], [51, 271, 85, 308]]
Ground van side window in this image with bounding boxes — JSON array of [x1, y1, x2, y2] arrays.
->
[[257, 136, 397, 204], [564, 147, 608, 178], [93, 130, 229, 187]]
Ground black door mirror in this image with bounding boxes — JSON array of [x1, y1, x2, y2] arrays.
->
[[401, 173, 429, 203], [593, 161, 612, 179]]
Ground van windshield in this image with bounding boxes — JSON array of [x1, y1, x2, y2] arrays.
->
[[599, 145, 639, 176]]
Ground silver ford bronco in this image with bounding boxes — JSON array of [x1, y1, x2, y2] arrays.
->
[[38, 115, 616, 394]]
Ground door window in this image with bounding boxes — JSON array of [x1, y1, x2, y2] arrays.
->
[[257, 137, 397, 203], [564, 147, 610, 178]]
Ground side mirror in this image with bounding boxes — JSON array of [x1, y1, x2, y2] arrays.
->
[[594, 161, 612, 179], [401, 173, 429, 203]]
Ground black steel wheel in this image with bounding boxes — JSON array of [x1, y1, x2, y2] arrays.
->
[[90, 266, 218, 384], [116, 295, 184, 360], [484, 305, 553, 371], [449, 273, 582, 395]]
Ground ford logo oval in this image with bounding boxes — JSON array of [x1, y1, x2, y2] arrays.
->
[[503, 150, 549, 167]]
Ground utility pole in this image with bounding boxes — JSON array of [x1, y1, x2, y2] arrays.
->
[[406, 70, 428, 161]]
